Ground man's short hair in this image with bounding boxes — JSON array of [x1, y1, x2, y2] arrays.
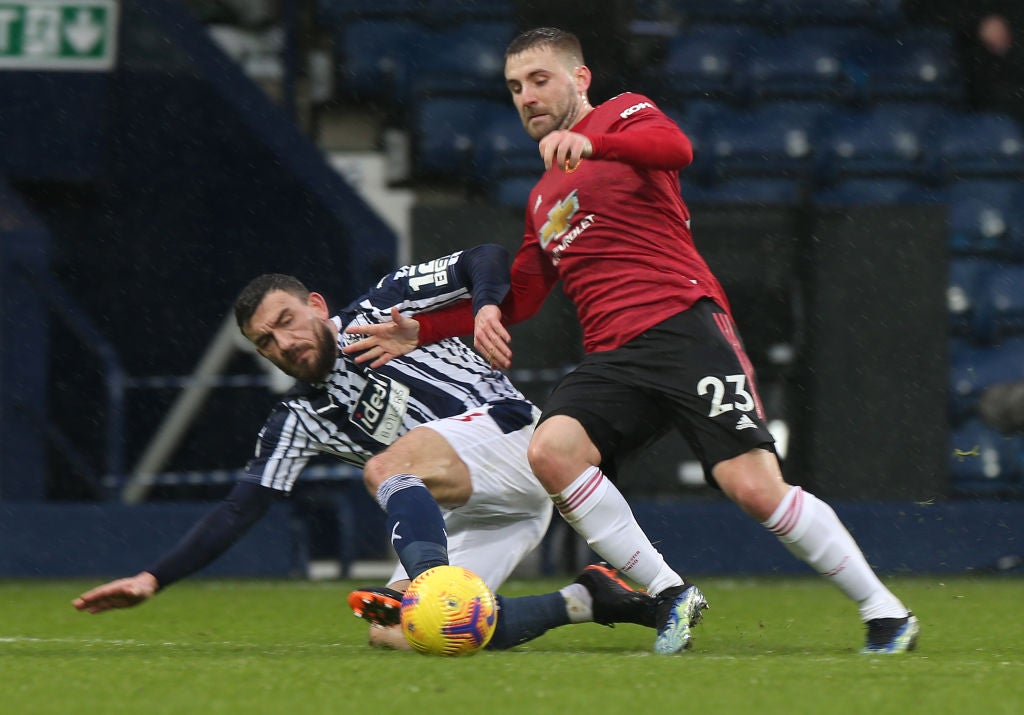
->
[[234, 273, 309, 329], [505, 27, 584, 66]]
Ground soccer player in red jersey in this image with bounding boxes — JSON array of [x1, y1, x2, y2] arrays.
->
[[345, 27, 918, 655]]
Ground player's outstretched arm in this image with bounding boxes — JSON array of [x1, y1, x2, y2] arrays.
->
[[72, 571, 159, 614], [343, 306, 421, 368]]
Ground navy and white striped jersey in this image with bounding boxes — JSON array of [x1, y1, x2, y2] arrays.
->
[[242, 247, 532, 493]]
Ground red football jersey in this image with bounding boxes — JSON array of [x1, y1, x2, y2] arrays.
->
[[513, 92, 731, 352], [417, 92, 731, 354]]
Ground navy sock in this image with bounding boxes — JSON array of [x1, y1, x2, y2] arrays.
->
[[376, 474, 448, 580], [486, 593, 570, 650]]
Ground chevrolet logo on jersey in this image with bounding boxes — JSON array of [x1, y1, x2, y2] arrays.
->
[[539, 190, 580, 249]]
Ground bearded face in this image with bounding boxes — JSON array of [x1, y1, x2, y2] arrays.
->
[[243, 290, 338, 383]]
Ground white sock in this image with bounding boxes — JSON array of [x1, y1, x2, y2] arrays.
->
[[560, 583, 593, 623], [763, 486, 907, 621], [553, 466, 683, 596]]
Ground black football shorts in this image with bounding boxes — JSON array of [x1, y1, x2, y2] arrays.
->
[[539, 299, 777, 485]]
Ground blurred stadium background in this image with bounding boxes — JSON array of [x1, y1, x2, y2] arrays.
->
[[1, 0, 1022, 580]]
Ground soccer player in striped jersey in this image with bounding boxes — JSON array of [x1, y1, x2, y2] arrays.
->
[[344, 28, 919, 655], [72, 244, 656, 650]]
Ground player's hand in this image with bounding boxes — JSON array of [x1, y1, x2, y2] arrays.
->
[[342, 307, 420, 368], [539, 130, 593, 171], [474, 305, 512, 370], [72, 572, 159, 614]]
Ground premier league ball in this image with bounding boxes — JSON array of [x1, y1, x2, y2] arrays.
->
[[400, 565, 497, 656]]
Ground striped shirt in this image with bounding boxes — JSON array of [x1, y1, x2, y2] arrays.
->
[[242, 247, 531, 492]]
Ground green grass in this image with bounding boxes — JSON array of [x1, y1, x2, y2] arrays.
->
[[1, 576, 1022, 714]]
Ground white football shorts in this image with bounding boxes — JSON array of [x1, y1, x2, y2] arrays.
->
[[387, 402, 552, 591]]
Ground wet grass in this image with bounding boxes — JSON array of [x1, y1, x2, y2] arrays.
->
[[1, 576, 1021, 714]]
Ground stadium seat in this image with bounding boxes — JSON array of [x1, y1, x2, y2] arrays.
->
[[707, 101, 835, 180], [316, 0, 418, 24], [656, 26, 755, 102], [414, 97, 504, 179], [744, 29, 859, 102], [976, 265, 1024, 344], [844, 29, 963, 103], [334, 20, 422, 106], [682, 177, 804, 205], [948, 180, 1024, 260], [492, 175, 537, 210], [676, 0, 769, 24], [817, 103, 945, 182], [949, 417, 1022, 495], [412, 22, 517, 99], [664, 98, 733, 134], [950, 337, 1024, 420], [767, 0, 878, 27], [319, 0, 514, 25], [415, 0, 515, 25], [935, 112, 1024, 181], [813, 177, 942, 206], [664, 101, 732, 183], [948, 257, 996, 340], [473, 111, 542, 187], [873, 0, 908, 26]]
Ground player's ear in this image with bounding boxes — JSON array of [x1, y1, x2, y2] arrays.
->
[[307, 291, 330, 319], [574, 64, 592, 95]]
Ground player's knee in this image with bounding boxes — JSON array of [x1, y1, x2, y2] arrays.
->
[[526, 437, 560, 484], [362, 453, 391, 496], [527, 427, 580, 484], [715, 455, 788, 521]]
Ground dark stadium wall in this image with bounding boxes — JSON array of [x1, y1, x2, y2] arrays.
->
[[795, 205, 950, 501], [2, 0, 398, 497], [2, 497, 1021, 577], [0, 182, 51, 501]]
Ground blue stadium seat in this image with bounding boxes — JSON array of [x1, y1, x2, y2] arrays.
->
[[415, 0, 515, 25], [473, 111, 541, 187], [948, 257, 996, 340], [935, 112, 1024, 181], [948, 180, 1024, 260], [768, 0, 878, 27], [492, 175, 537, 210], [320, 0, 514, 25], [874, 0, 907, 26], [817, 103, 945, 182], [950, 337, 1024, 420], [813, 177, 941, 206], [977, 265, 1024, 344], [677, 0, 769, 24], [682, 177, 804, 205], [664, 99, 733, 134], [657, 26, 754, 102], [414, 97, 504, 179], [844, 29, 963, 103], [707, 101, 835, 180], [664, 100, 733, 182], [412, 22, 516, 99], [949, 417, 1022, 495], [317, 0, 418, 23], [744, 30, 855, 101], [335, 20, 422, 105]]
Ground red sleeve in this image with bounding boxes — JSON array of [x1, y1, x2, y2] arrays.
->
[[583, 122, 693, 171], [417, 239, 557, 345], [417, 301, 475, 345]]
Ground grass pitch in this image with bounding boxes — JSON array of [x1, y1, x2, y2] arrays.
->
[[2, 576, 1021, 714]]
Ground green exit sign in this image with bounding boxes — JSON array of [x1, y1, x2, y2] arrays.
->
[[0, 0, 118, 70]]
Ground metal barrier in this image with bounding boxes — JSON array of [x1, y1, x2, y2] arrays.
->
[[27, 259, 572, 504]]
